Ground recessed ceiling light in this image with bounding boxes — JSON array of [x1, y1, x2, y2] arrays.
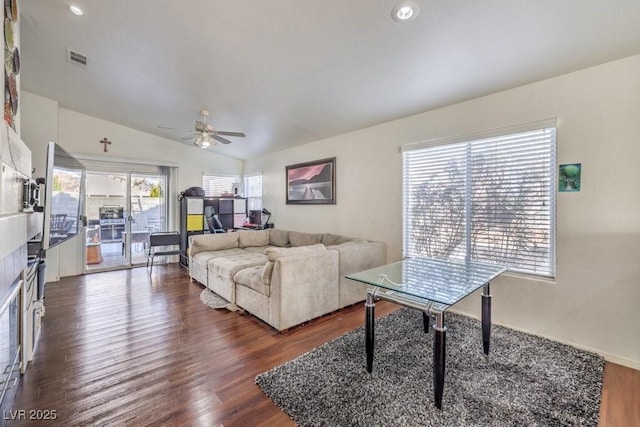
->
[[391, 1, 420, 23], [69, 5, 84, 16]]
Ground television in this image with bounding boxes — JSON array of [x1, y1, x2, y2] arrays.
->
[[41, 142, 86, 250]]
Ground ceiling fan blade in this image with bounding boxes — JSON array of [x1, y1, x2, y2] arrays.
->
[[158, 125, 191, 131], [181, 134, 197, 140], [215, 131, 246, 137], [211, 134, 232, 144]]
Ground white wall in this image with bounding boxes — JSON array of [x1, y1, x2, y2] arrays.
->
[[20, 91, 243, 279], [245, 54, 640, 369], [20, 93, 58, 182]]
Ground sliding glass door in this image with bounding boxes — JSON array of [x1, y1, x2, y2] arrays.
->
[[127, 173, 167, 265], [84, 167, 169, 273]]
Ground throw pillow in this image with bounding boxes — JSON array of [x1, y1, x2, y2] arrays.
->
[[264, 244, 326, 262], [289, 231, 323, 247], [238, 229, 270, 248], [269, 229, 290, 247]]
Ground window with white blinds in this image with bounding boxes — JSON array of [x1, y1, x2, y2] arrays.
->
[[243, 174, 263, 212], [202, 175, 237, 197], [402, 122, 556, 277]]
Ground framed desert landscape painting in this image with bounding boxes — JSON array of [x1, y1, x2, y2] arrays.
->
[[286, 157, 336, 204]]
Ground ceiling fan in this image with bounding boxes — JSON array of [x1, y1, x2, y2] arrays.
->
[[159, 109, 246, 148]]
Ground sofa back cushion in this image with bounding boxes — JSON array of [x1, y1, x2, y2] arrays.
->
[[321, 233, 353, 246], [289, 231, 323, 247], [264, 243, 326, 261], [238, 229, 270, 248], [190, 232, 238, 255], [269, 229, 290, 247]]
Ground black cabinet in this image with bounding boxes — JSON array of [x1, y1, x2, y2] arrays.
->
[[208, 197, 247, 230], [201, 197, 248, 231]]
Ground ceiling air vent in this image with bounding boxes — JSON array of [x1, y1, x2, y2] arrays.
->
[[67, 48, 89, 68]]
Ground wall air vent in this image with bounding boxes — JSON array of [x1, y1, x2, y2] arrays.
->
[[67, 48, 89, 68]]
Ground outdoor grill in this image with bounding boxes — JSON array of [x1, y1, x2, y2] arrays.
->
[[99, 205, 125, 241]]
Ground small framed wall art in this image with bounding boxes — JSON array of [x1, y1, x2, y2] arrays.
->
[[558, 163, 581, 192], [286, 157, 336, 204]]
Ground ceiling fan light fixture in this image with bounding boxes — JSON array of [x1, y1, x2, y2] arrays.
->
[[196, 132, 214, 148]]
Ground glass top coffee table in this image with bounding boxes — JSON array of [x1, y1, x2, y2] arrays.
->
[[346, 257, 506, 409]]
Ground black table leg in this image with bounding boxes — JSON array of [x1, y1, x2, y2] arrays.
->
[[433, 312, 446, 409], [365, 292, 375, 373], [482, 283, 491, 355], [423, 312, 430, 333]]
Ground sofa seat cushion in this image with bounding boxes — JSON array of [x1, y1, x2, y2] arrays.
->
[[192, 248, 247, 265], [207, 251, 268, 282], [234, 266, 270, 297], [242, 245, 273, 254]]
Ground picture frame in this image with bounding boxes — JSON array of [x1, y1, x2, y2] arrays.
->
[[286, 157, 336, 204], [558, 163, 581, 192]]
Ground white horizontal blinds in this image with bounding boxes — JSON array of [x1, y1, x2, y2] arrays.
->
[[403, 143, 468, 259], [403, 124, 556, 277], [202, 175, 237, 197], [244, 174, 263, 211], [469, 128, 555, 276], [468, 128, 555, 275]]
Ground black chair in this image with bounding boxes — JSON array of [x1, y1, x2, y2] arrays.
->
[[204, 206, 226, 234], [146, 231, 185, 273], [50, 213, 68, 235]]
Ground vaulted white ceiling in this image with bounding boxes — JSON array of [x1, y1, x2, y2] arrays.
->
[[19, 0, 640, 160]]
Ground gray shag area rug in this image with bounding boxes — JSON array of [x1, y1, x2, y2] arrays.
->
[[199, 289, 240, 311], [256, 308, 604, 426]]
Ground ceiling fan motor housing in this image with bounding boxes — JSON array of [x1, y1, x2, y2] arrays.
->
[[195, 121, 214, 133]]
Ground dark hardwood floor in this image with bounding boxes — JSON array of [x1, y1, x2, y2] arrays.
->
[[8, 264, 639, 426]]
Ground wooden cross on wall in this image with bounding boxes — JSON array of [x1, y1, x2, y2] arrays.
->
[[100, 137, 112, 152]]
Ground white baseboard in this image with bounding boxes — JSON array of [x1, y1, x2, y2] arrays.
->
[[449, 309, 640, 371]]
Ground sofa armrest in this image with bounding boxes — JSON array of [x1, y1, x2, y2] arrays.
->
[[330, 241, 387, 307], [332, 240, 387, 275], [268, 249, 339, 330]]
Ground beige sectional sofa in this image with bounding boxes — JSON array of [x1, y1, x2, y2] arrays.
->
[[188, 229, 386, 331]]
